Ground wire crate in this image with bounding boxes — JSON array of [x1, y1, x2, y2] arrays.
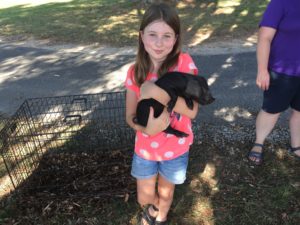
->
[[0, 91, 135, 198]]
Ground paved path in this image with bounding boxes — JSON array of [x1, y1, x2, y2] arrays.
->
[[0, 39, 290, 126]]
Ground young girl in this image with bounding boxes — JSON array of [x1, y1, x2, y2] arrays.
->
[[125, 3, 199, 225]]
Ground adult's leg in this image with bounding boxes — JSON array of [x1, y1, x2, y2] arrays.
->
[[137, 176, 159, 224], [289, 109, 300, 157], [249, 110, 280, 163], [155, 175, 175, 222]]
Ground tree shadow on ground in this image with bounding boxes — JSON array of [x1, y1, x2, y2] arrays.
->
[[179, 0, 268, 46], [0, 0, 269, 46], [1, 50, 299, 224], [170, 134, 300, 225], [0, 42, 134, 114]]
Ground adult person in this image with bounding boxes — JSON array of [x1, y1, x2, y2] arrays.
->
[[248, 0, 300, 165]]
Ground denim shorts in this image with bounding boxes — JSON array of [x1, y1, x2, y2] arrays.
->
[[131, 151, 189, 185], [262, 71, 300, 113]]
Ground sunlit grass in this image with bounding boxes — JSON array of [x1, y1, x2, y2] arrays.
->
[[0, 0, 72, 9], [217, 0, 241, 7], [0, 0, 269, 46]]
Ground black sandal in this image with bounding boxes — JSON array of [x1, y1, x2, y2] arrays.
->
[[248, 143, 264, 166], [138, 204, 158, 225], [289, 146, 300, 159]]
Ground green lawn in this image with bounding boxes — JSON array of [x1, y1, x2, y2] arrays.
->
[[0, 0, 269, 46]]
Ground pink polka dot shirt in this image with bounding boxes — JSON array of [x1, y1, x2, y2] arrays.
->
[[125, 53, 198, 161]]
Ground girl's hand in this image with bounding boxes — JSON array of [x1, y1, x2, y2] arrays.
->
[[144, 107, 170, 136], [140, 81, 170, 105], [256, 70, 270, 90]]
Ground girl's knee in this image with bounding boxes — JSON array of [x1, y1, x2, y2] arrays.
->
[[160, 193, 174, 203], [157, 187, 174, 202]]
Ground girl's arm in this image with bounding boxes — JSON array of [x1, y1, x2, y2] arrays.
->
[[140, 71, 199, 119], [256, 26, 276, 91], [126, 89, 170, 136], [173, 97, 198, 119], [140, 81, 171, 106]]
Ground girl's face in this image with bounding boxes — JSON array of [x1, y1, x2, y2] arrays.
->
[[141, 20, 177, 66]]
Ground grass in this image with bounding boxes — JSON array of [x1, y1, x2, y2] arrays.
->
[[0, 0, 269, 46]]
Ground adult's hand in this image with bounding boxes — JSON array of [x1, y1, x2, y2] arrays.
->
[[256, 70, 270, 90]]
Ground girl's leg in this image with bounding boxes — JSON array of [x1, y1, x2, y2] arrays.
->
[[132, 153, 159, 219], [289, 109, 300, 157], [249, 110, 280, 162], [155, 175, 175, 222], [137, 176, 159, 224], [137, 175, 158, 207]]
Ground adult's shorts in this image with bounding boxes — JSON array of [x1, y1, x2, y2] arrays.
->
[[262, 71, 300, 114]]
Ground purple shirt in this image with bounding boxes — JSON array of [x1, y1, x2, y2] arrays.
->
[[260, 0, 300, 76]]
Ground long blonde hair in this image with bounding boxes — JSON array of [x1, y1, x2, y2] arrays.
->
[[134, 3, 182, 86]]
